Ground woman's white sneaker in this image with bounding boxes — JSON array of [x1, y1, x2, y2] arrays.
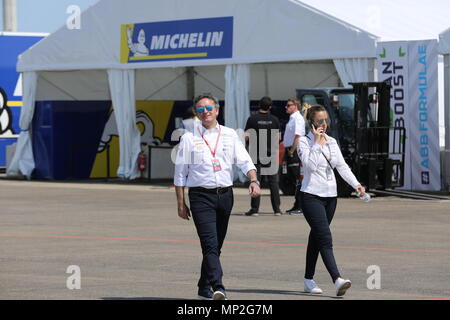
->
[[335, 278, 351, 297], [304, 279, 323, 294]]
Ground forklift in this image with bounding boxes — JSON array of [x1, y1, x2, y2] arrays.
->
[[282, 81, 406, 197]]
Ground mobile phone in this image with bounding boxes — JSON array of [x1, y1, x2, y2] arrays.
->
[[309, 121, 318, 130]]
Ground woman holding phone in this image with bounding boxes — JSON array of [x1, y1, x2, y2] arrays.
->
[[297, 105, 366, 297]]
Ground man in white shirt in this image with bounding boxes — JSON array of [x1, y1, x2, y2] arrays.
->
[[283, 98, 306, 214], [174, 94, 260, 300]]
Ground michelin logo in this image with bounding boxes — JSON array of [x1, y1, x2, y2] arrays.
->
[[121, 17, 233, 63], [127, 28, 149, 57], [150, 32, 223, 50]]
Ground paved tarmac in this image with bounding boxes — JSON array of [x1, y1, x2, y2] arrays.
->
[[0, 179, 449, 300]]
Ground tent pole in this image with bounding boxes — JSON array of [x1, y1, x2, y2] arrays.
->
[[264, 64, 269, 96], [368, 58, 376, 82], [186, 67, 195, 100]]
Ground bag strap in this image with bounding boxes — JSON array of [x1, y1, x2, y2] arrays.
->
[[306, 135, 334, 169], [321, 150, 334, 170]]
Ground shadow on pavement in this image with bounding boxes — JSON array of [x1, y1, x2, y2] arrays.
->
[[226, 288, 342, 299], [102, 297, 189, 300]]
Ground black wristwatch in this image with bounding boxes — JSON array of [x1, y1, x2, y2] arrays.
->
[[250, 180, 260, 186]]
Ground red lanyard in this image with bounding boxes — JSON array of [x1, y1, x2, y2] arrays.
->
[[199, 125, 221, 158]]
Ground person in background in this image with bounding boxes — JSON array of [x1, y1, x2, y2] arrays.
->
[[298, 104, 366, 297], [180, 106, 201, 134], [244, 96, 282, 216], [302, 102, 312, 121], [174, 93, 260, 300], [283, 98, 305, 214]]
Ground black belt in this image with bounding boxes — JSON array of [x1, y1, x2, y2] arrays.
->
[[189, 186, 232, 194]]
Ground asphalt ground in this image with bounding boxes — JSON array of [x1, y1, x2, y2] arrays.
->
[[0, 179, 449, 300]]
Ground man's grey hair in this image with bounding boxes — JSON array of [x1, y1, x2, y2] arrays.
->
[[193, 93, 220, 108]]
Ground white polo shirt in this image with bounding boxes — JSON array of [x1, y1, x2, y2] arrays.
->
[[298, 132, 360, 197], [283, 111, 306, 147], [174, 123, 256, 188]]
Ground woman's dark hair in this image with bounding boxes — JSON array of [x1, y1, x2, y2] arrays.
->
[[306, 104, 328, 122]]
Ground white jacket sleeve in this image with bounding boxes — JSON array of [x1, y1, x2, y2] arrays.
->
[[298, 137, 322, 173], [334, 144, 360, 188]]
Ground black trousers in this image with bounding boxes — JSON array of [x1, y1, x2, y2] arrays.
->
[[188, 187, 234, 291], [300, 192, 341, 282], [250, 164, 281, 212], [284, 149, 302, 209]]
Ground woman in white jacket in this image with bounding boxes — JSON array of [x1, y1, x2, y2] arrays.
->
[[297, 105, 366, 297]]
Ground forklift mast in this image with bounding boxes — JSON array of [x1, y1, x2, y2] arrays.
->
[[350, 82, 405, 190]]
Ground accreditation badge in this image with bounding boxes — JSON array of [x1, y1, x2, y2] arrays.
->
[[212, 158, 222, 172]]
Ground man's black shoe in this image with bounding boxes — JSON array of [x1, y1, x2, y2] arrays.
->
[[245, 210, 259, 216]]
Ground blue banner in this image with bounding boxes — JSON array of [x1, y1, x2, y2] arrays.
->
[[0, 34, 44, 167], [121, 17, 233, 63]]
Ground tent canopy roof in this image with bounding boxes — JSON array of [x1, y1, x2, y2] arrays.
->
[[301, 0, 450, 43], [17, 0, 378, 72]]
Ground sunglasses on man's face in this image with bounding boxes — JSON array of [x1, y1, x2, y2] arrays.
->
[[197, 105, 215, 114], [285, 103, 296, 108]]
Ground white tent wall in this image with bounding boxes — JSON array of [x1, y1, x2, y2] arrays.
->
[[6, 72, 38, 179], [36, 68, 189, 101], [250, 61, 341, 99], [135, 68, 189, 100], [333, 58, 374, 87], [138, 60, 343, 132], [193, 66, 226, 100], [35, 70, 110, 101], [185, 61, 342, 102]]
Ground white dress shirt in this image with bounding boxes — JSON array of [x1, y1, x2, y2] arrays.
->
[[174, 122, 256, 188], [298, 132, 360, 197], [283, 111, 306, 147]]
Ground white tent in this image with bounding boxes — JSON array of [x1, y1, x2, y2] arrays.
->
[[17, 0, 377, 70], [439, 28, 450, 190], [8, 0, 378, 179]]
